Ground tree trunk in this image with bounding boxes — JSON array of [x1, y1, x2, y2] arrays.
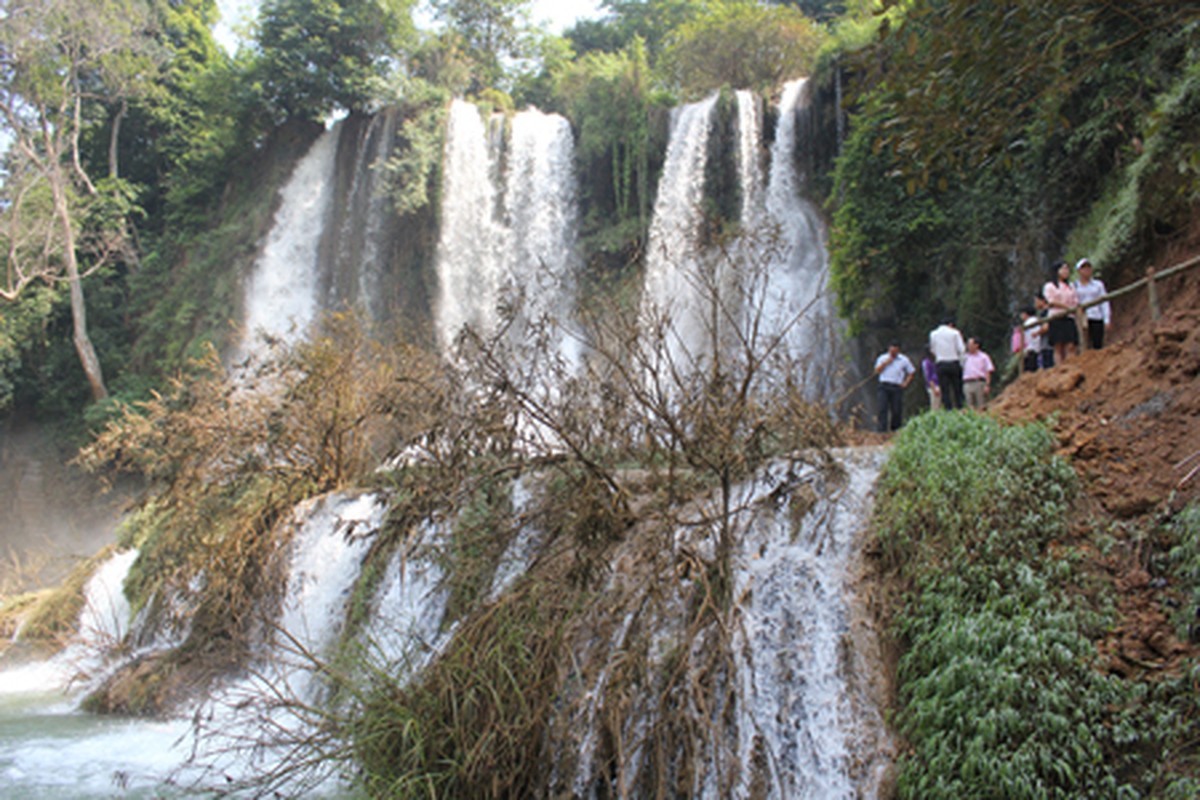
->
[[53, 180, 108, 402], [109, 99, 126, 179]]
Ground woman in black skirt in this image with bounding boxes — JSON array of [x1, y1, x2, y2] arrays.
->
[[1042, 260, 1079, 366]]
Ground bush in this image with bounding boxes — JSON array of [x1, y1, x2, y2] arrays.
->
[[875, 412, 1159, 799]]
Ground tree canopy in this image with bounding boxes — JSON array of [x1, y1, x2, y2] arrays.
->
[[255, 0, 418, 121]]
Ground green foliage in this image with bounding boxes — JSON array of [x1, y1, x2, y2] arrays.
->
[[430, 0, 532, 93], [876, 411, 1076, 566], [593, 0, 707, 66], [380, 80, 451, 216], [878, 414, 1200, 796], [349, 579, 575, 798], [876, 413, 1165, 798], [864, 0, 1200, 181], [1168, 503, 1200, 639], [554, 38, 670, 261], [255, 0, 417, 121], [1076, 53, 1200, 270], [827, 0, 1200, 363], [663, 1, 825, 97], [827, 100, 952, 336]]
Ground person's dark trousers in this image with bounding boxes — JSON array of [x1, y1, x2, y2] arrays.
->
[[1087, 319, 1105, 350], [936, 360, 964, 410], [1040, 349, 1055, 369], [878, 383, 904, 432], [1023, 351, 1040, 373]]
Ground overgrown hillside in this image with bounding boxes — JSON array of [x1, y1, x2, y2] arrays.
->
[[862, 215, 1200, 797]]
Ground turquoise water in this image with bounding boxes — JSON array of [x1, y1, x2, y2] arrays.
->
[[0, 685, 193, 798]]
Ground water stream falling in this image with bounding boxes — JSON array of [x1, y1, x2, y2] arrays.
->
[[759, 79, 838, 398], [0, 549, 190, 798], [434, 100, 581, 372], [730, 448, 894, 798], [237, 125, 341, 363], [641, 93, 721, 371], [435, 99, 509, 352]]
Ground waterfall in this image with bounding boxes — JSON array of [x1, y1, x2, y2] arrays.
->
[[237, 125, 341, 362], [641, 93, 720, 371], [641, 83, 839, 398], [183, 492, 383, 792], [736, 90, 764, 225], [323, 110, 403, 323], [435, 101, 581, 371], [1, 549, 138, 697], [504, 108, 583, 370], [730, 448, 894, 798], [760, 79, 838, 398], [435, 99, 509, 354]]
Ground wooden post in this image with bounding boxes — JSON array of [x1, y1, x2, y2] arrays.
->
[[1147, 267, 1160, 321]]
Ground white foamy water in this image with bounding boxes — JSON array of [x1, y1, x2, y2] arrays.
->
[[0, 496, 390, 798], [237, 124, 340, 362], [368, 519, 452, 678], [182, 492, 382, 792], [0, 549, 191, 797], [641, 93, 720, 371], [729, 448, 893, 799], [436, 101, 582, 372], [435, 99, 509, 353], [1, 548, 138, 698], [505, 107, 583, 370], [759, 79, 838, 397]]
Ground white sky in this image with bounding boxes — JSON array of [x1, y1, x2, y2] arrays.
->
[[215, 0, 606, 53]]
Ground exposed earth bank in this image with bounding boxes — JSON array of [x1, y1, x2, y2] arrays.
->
[[988, 248, 1200, 679]]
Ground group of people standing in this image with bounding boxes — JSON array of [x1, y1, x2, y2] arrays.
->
[[872, 257, 1113, 434], [873, 319, 994, 432], [1017, 257, 1112, 372]]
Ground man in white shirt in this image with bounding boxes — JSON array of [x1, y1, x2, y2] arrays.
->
[[928, 319, 966, 410], [1073, 258, 1112, 350], [1019, 306, 1045, 373], [874, 342, 916, 432]]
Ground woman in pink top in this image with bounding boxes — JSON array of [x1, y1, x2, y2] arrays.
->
[[1042, 260, 1079, 365]]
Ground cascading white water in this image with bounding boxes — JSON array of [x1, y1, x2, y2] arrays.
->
[[642, 81, 839, 398], [0, 549, 194, 798], [435, 100, 509, 354], [179, 492, 383, 793], [368, 519, 452, 672], [729, 448, 894, 799], [504, 108, 583, 370], [237, 124, 341, 363], [641, 93, 720, 371], [759, 79, 838, 397], [435, 101, 582, 372], [1, 549, 138, 697], [736, 90, 764, 226], [0, 497, 397, 797]]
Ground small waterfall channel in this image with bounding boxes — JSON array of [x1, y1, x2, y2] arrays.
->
[[0, 494, 456, 797]]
